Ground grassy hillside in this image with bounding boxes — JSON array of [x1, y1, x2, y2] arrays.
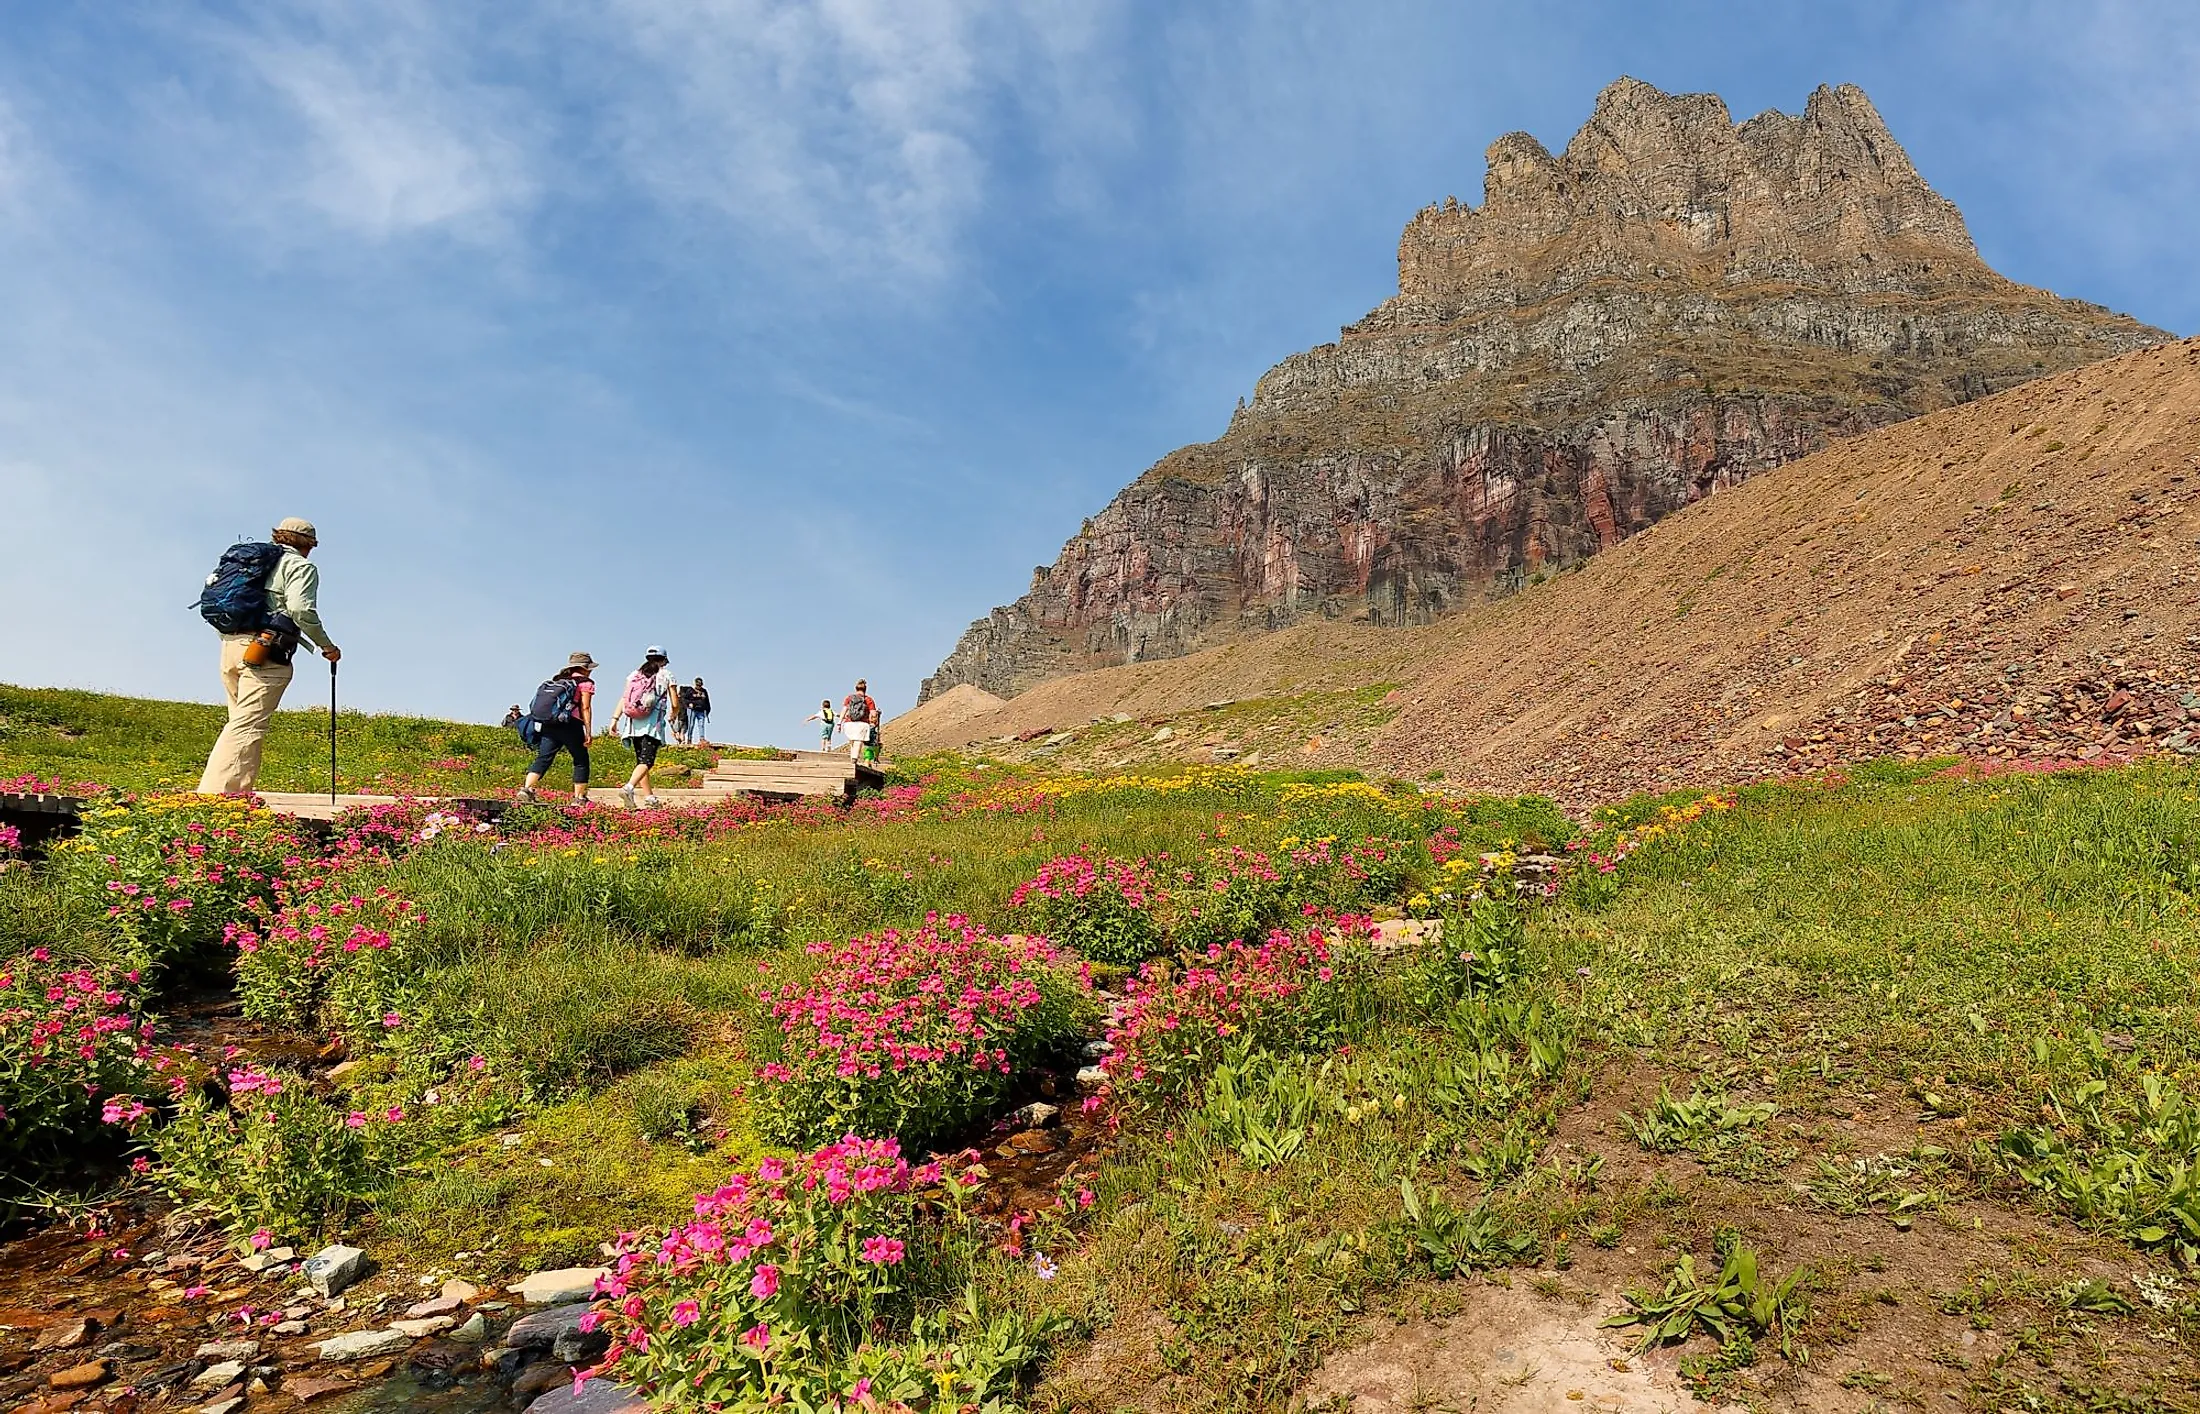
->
[[7, 685, 2200, 1410], [0, 683, 721, 795]]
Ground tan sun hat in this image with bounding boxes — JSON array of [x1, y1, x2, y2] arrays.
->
[[566, 651, 597, 673], [274, 517, 319, 542]]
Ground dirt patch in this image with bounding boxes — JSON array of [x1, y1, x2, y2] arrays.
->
[[1304, 1284, 1706, 1412], [889, 683, 1007, 748]]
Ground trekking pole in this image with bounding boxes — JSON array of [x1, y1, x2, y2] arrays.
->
[[328, 659, 339, 805]]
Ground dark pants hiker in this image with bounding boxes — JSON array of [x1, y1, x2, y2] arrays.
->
[[527, 720, 591, 784]]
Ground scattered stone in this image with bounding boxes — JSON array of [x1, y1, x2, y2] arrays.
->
[[391, 1316, 455, 1339], [503, 1303, 595, 1352], [479, 1301, 513, 1312], [273, 1321, 309, 1337], [1150, 726, 1173, 742], [313, 1328, 410, 1362], [248, 1375, 274, 1394], [524, 1377, 648, 1413], [284, 1376, 355, 1404], [325, 1059, 368, 1082], [448, 1313, 488, 1344], [48, 1360, 110, 1389], [1000, 1129, 1061, 1156], [239, 1246, 296, 1273], [441, 1279, 481, 1303], [193, 1340, 261, 1362], [200, 1399, 244, 1414], [404, 1295, 462, 1319], [1009, 1101, 1059, 1129], [1082, 1039, 1113, 1059], [356, 1358, 396, 1379], [1075, 1066, 1108, 1089], [302, 1245, 368, 1298], [34, 1318, 95, 1351], [190, 1361, 247, 1389], [513, 1268, 608, 1306]]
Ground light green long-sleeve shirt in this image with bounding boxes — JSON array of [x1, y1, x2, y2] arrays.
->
[[266, 549, 333, 651]]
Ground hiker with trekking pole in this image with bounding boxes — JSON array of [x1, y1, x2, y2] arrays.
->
[[194, 518, 342, 797]]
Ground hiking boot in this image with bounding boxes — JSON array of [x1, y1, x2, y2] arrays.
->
[[620, 784, 637, 810], [515, 786, 537, 804]]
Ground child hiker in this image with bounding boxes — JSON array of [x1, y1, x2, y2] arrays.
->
[[804, 697, 836, 752], [517, 652, 597, 803], [617, 646, 677, 809]]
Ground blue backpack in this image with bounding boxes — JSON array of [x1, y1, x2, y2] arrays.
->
[[197, 542, 284, 634], [523, 677, 582, 747]]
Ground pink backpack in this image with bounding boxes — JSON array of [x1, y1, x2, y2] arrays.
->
[[621, 670, 660, 720]]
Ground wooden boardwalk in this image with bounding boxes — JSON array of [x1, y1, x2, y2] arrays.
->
[[0, 752, 888, 836]]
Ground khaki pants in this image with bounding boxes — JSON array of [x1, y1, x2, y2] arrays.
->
[[197, 635, 294, 794]]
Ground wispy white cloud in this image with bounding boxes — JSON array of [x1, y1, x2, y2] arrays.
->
[[588, 0, 1121, 290], [240, 36, 539, 240], [147, 1, 544, 246]]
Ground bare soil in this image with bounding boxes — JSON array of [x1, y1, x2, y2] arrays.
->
[[894, 337, 2200, 804]]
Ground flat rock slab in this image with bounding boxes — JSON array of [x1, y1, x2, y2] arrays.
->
[[503, 1303, 593, 1351], [33, 1318, 94, 1351], [391, 1315, 455, 1338], [194, 1340, 262, 1362], [514, 1268, 607, 1306], [405, 1294, 463, 1318], [525, 1378, 648, 1414], [191, 1360, 247, 1388], [47, 1360, 109, 1389], [1301, 1286, 1704, 1413], [314, 1327, 411, 1362]]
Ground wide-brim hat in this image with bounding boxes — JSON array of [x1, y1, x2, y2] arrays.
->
[[566, 652, 597, 672], [274, 517, 318, 543]]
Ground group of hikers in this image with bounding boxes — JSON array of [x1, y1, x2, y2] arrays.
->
[[191, 518, 885, 809], [502, 677, 710, 747]]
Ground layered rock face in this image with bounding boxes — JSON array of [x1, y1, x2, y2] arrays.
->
[[922, 78, 2166, 703]]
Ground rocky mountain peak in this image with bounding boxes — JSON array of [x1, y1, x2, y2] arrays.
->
[[1376, 78, 1982, 333], [920, 79, 2167, 706]]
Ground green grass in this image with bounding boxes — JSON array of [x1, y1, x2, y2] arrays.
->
[[12, 682, 2200, 1408]]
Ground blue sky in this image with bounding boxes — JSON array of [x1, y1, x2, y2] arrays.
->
[[2, 0, 2194, 747]]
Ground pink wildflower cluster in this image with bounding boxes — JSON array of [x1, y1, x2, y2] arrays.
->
[[2, 949, 156, 1178], [65, 795, 311, 975], [588, 1136, 962, 1410], [1278, 834, 1414, 911], [0, 823, 20, 855], [1007, 854, 1167, 965], [226, 877, 423, 1029], [1100, 925, 1368, 1109], [756, 916, 1090, 1147], [1009, 854, 1158, 912]]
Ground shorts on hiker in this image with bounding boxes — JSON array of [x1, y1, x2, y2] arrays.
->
[[626, 734, 662, 768], [528, 720, 590, 784]]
